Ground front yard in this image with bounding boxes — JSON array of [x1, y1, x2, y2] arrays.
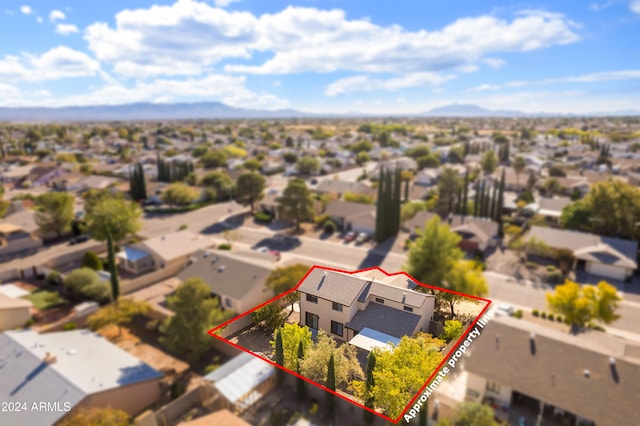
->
[[21, 289, 68, 311]]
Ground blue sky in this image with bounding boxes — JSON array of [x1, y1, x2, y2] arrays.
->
[[1, 0, 639, 113]]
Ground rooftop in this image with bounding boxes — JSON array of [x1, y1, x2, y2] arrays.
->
[[346, 302, 421, 338], [139, 230, 215, 262]]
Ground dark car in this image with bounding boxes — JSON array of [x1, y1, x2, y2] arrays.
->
[[344, 231, 357, 242], [69, 234, 89, 245]]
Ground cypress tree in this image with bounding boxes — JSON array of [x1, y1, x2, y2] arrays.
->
[[455, 189, 462, 215], [404, 179, 409, 203], [326, 353, 336, 421], [275, 328, 285, 386], [363, 351, 376, 425], [137, 163, 147, 200], [462, 169, 469, 216], [296, 340, 306, 400], [393, 167, 402, 235], [473, 180, 480, 217], [384, 168, 393, 239], [107, 233, 120, 301], [375, 168, 385, 243], [497, 168, 506, 231], [490, 181, 499, 221], [477, 181, 484, 218]]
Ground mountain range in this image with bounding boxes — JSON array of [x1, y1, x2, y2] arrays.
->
[[0, 101, 638, 122]]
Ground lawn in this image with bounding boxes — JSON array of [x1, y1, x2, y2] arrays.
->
[[22, 289, 68, 311]]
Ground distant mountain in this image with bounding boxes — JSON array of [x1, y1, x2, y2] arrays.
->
[[423, 103, 524, 117], [0, 101, 314, 122]]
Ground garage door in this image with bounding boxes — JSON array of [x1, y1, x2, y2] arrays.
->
[[459, 240, 479, 252], [587, 262, 626, 280]]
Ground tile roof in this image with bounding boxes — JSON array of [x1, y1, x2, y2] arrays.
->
[[345, 302, 421, 338], [464, 317, 640, 426]]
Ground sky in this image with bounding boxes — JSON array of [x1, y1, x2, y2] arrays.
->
[[0, 0, 639, 114]]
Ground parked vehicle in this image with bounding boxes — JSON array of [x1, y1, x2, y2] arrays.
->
[[355, 232, 370, 244], [495, 304, 515, 316], [344, 231, 357, 242], [69, 235, 89, 245]]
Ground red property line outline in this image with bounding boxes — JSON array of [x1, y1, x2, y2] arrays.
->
[[208, 265, 492, 424]]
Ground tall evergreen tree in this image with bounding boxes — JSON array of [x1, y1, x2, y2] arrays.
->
[[490, 181, 499, 221], [275, 328, 285, 386], [326, 353, 336, 422], [137, 163, 147, 200], [363, 351, 376, 425], [462, 169, 469, 216], [375, 168, 385, 243], [473, 180, 480, 217], [107, 233, 120, 301], [404, 179, 409, 203], [497, 168, 506, 233], [296, 340, 306, 400], [477, 181, 485, 218]]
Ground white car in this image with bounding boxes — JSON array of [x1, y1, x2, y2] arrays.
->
[[254, 246, 269, 253], [495, 304, 515, 316]]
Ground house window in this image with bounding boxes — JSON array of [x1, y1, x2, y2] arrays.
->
[[332, 302, 343, 312], [306, 312, 319, 330], [331, 321, 343, 337], [375, 297, 384, 304], [486, 381, 501, 394], [403, 306, 413, 313], [306, 294, 318, 304], [225, 298, 232, 309]]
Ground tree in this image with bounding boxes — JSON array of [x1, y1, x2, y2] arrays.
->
[[129, 163, 147, 201], [441, 260, 488, 317], [161, 183, 199, 207], [344, 191, 374, 204], [375, 167, 403, 243], [87, 298, 150, 337], [271, 324, 312, 370], [546, 279, 621, 330], [417, 153, 440, 170], [363, 351, 377, 425], [296, 340, 306, 400], [86, 196, 142, 301], [59, 407, 130, 426], [401, 201, 427, 223], [274, 328, 285, 386], [200, 149, 227, 169], [437, 167, 463, 215], [560, 201, 591, 230], [548, 164, 567, 177], [235, 172, 266, 213], [34, 192, 74, 238], [326, 353, 336, 421], [404, 216, 463, 287], [556, 248, 576, 275], [63, 267, 111, 303], [243, 158, 262, 172], [512, 156, 526, 189], [252, 303, 287, 332], [481, 150, 497, 175], [442, 319, 464, 342], [299, 330, 363, 388], [296, 156, 321, 176], [356, 151, 370, 165], [201, 170, 234, 200], [541, 177, 562, 196], [447, 401, 499, 426], [160, 278, 233, 362], [277, 178, 314, 231], [364, 334, 444, 419], [265, 264, 309, 295], [81, 251, 102, 271]]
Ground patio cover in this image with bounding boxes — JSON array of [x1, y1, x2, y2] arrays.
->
[[349, 327, 401, 352]]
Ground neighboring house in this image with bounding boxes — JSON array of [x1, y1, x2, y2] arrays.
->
[[414, 169, 440, 187], [487, 167, 529, 192], [75, 175, 121, 192], [28, 166, 66, 187], [325, 200, 376, 235], [0, 164, 34, 184], [177, 250, 272, 315], [0, 329, 163, 426], [408, 212, 499, 253], [370, 157, 417, 179], [118, 230, 215, 274], [0, 223, 42, 261], [528, 226, 638, 280], [298, 267, 436, 349], [463, 316, 640, 426], [523, 197, 572, 222], [545, 177, 590, 197], [203, 351, 275, 414], [315, 179, 373, 198], [0, 292, 32, 331]]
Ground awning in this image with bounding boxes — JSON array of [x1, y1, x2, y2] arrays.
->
[[349, 327, 401, 352], [116, 247, 151, 261]]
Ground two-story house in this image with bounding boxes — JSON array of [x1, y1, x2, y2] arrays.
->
[[297, 268, 435, 351]]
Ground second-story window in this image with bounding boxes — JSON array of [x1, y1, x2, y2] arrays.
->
[[306, 294, 318, 304], [332, 302, 343, 312]]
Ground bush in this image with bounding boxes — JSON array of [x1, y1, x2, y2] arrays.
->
[[532, 309, 539, 317], [204, 364, 220, 375], [313, 213, 330, 226], [82, 251, 102, 271], [556, 316, 564, 323], [217, 243, 232, 250], [513, 310, 523, 319], [62, 322, 78, 331], [46, 271, 61, 287], [547, 270, 565, 284], [323, 220, 336, 234], [442, 319, 464, 343], [255, 211, 273, 223], [178, 224, 188, 230], [24, 318, 35, 327], [540, 312, 547, 319], [546, 265, 558, 273], [83, 282, 112, 304], [547, 314, 555, 321], [526, 261, 539, 269], [504, 224, 522, 237]]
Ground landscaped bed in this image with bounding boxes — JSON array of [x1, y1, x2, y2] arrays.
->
[[22, 289, 68, 311]]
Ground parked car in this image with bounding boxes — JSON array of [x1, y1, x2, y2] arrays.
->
[[254, 246, 269, 253], [355, 232, 370, 244], [344, 231, 357, 242], [69, 235, 89, 245], [495, 304, 515, 316]]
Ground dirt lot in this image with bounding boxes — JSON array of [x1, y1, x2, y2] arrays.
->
[[230, 326, 274, 359]]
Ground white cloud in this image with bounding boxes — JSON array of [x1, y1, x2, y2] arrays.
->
[[0, 46, 101, 81], [480, 70, 640, 91], [632, 0, 640, 13], [84, 0, 580, 77], [469, 84, 501, 92], [50, 10, 66, 22], [213, 0, 241, 7], [20, 5, 32, 15], [36, 16, 43, 24], [56, 24, 79, 35], [0, 83, 21, 97], [0, 74, 288, 109], [590, 1, 614, 11], [325, 72, 454, 96], [483, 58, 507, 69], [272, 80, 281, 87]]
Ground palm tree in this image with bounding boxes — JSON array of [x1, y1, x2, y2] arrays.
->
[[512, 156, 526, 190]]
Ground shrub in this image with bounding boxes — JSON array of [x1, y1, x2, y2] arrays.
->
[[83, 282, 112, 304], [178, 224, 188, 231], [547, 270, 565, 284], [546, 265, 558, 273], [547, 314, 555, 321], [204, 364, 220, 375], [313, 213, 330, 226], [323, 220, 336, 234], [62, 322, 78, 331], [46, 271, 61, 287], [532, 309, 539, 317], [504, 224, 522, 237], [442, 319, 464, 342], [513, 310, 523, 319], [588, 322, 606, 332], [217, 243, 232, 250], [556, 316, 564, 323], [24, 318, 35, 327], [255, 211, 273, 223], [82, 251, 102, 271], [540, 312, 547, 319], [526, 261, 538, 269]]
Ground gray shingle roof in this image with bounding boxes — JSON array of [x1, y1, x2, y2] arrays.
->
[[297, 268, 370, 306], [345, 302, 421, 338], [325, 200, 376, 220], [316, 179, 372, 196], [464, 317, 640, 426], [178, 250, 272, 301]]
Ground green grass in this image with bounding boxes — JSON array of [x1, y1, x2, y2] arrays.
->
[[22, 289, 68, 311]]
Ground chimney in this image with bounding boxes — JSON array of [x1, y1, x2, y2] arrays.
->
[[402, 293, 406, 303], [44, 352, 57, 365]]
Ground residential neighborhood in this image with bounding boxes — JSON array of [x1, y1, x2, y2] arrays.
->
[[1, 115, 640, 425]]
